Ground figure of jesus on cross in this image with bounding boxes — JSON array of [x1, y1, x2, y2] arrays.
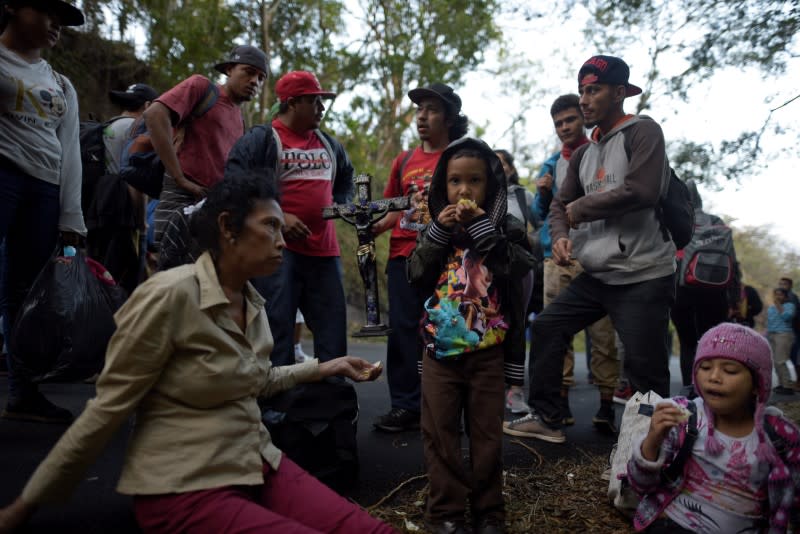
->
[[322, 174, 410, 337]]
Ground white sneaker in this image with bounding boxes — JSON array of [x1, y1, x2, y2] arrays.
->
[[294, 344, 313, 364], [505, 389, 530, 414]]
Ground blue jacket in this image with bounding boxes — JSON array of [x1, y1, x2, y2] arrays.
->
[[533, 151, 560, 258], [768, 302, 796, 333]]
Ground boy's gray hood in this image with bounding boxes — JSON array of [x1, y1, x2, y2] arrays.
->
[[427, 137, 508, 229]]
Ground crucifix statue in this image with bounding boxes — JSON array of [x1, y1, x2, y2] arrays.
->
[[322, 173, 410, 337]]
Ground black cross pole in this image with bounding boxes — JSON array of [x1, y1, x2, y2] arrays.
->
[[322, 174, 410, 337]]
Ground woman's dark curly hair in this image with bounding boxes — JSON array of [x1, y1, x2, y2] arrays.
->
[[190, 170, 280, 257]]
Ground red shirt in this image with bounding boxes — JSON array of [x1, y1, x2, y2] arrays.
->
[[383, 147, 443, 258], [273, 119, 339, 257], [157, 75, 243, 188]]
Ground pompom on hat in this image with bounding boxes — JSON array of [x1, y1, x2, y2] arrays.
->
[[693, 322, 775, 462]]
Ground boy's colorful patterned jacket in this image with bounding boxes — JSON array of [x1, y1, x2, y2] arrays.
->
[[407, 137, 535, 387]]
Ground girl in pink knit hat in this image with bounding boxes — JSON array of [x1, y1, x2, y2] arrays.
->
[[626, 322, 800, 534]]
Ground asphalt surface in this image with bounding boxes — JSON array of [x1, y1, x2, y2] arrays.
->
[[1, 343, 688, 533]]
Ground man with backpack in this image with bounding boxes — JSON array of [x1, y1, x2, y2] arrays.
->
[[225, 70, 354, 368], [82, 83, 158, 293], [670, 179, 740, 386], [503, 55, 676, 445], [144, 45, 267, 247], [369, 83, 468, 432]]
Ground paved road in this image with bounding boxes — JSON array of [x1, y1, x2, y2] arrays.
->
[[0, 342, 685, 533]]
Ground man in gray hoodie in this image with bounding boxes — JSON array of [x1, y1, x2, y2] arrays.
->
[[504, 55, 676, 444]]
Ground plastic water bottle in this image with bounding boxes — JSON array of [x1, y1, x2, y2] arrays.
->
[[63, 245, 77, 257]]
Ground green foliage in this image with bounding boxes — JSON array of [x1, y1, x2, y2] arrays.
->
[[128, 0, 246, 90], [345, 0, 501, 177], [236, 0, 361, 124]]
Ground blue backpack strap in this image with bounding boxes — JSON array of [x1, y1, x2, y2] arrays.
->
[[661, 400, 698, 483], [187, 80, 219, 120]]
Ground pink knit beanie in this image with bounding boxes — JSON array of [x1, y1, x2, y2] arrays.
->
[[693, 322, 775, 462]]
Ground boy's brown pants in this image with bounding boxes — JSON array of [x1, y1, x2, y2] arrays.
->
[[421, 345, 505, 525]]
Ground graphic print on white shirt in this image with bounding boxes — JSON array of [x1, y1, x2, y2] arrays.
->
[[279, 147, 333, 183]]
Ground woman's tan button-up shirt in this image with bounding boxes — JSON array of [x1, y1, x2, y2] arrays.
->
[[22, 252, 319, 504]]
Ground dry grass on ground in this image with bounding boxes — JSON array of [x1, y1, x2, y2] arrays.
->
[[368, 441, 633, 534], [368, 401, 800, 534]]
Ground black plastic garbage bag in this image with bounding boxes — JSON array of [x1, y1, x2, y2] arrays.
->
[[11, 248, 127, 383]]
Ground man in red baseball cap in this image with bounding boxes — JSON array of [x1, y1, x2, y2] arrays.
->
[[226, 70, 354, 367]]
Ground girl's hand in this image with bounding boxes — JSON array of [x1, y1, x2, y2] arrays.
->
[[436, 205, 458, 228], [317, 356, 383, 382], [0, 497, 36, 533], [640, 402, 686, 461]]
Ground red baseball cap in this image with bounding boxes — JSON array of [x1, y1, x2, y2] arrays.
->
[[275, 71, 336, 103]]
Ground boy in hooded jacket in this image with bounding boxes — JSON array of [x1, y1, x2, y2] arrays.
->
[[408, 138, 535, 533]]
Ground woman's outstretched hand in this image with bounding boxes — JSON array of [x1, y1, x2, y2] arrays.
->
[[0, 496, 36, 533], [317, 356, 383, 382]]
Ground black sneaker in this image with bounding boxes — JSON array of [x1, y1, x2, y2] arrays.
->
[[773, 386, 796, 396], [592, 405, 617, 434], [2, 392, 73, 424], [373, 407, 420, 432]]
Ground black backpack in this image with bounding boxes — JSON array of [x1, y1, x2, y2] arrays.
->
[[79, 116, 126, 216], [120, 80, 219, 199], [619, 119, 695, 250], [657, 168, 695, 250], [260, 378, 359, 493]]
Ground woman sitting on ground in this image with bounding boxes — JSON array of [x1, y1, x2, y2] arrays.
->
[[0, 171, 396, 534]]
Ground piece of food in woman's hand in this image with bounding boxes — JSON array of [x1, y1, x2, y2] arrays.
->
[[457, 198, 477, 209], [360, 360, 382, 379]]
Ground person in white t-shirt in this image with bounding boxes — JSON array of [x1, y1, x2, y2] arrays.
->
[[0, 0, 85, 423]]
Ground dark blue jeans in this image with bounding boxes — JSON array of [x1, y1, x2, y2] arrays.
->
[[386, 257, 424, 412], [0, 163, 61, 402], [528, 272, 675, 425], [252, 250, 347, 367]]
